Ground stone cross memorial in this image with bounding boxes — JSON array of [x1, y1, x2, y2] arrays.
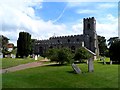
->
[[71, 63, 81, 74]]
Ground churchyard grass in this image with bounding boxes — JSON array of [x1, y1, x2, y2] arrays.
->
[[1, 57, 44, 69], [2, 58, 118, 88]]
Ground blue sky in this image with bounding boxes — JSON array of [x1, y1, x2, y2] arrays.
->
[[37, 2, 117, 23], [0, 0, 119, 46]]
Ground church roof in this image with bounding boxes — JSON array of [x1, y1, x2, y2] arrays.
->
[[83, 47, 96, 56]]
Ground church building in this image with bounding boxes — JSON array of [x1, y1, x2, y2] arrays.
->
[[33, 17, 99, 59]]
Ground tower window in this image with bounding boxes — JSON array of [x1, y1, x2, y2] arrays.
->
[[87, 24, 90, 29]]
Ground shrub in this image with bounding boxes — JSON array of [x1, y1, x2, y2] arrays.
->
[[74, 47, 92, 62], [46, 48, 73, 65]]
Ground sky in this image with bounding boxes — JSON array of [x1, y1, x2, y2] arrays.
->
[[0, 0, 119, 46]]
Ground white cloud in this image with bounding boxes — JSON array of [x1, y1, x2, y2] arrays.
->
[[97, 3, 116, 9], [96, 14, 118, 40], [0, 0, 42, 18], [0, 0, 69, 46], [71, 20, 83, 34], [76, 9, 97, 14]]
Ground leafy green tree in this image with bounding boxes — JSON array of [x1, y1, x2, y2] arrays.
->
[[17, 32, 31, 58], [1, 35, 9, 57], [46, 48, 73, 65], [74, 47, 92, 62], [30, 39, 36, 55], [11, 46, 17, 55], [2, 49, 10, 56], [97, 35, 108, 56], [46, 48, 58, 62], [109, 39, 120, 62], [108, 37, 119, 47]]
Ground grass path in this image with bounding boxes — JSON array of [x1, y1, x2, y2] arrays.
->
[[0, 59, 53, 74]]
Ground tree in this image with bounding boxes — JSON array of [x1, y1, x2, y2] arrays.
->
[[30, 39, 36, 55], [109, 39, 120, 62], [46, 48, 73, 65], [17, 32, 31, 58], [11, 46, 17, 55], [107, 37, 119, 47], [74, 47, 92, 62], [97, 35, 108, 56], [1, 35, 9, 57]]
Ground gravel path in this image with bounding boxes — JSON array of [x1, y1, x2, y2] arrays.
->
[[0, 59, 54, 74]]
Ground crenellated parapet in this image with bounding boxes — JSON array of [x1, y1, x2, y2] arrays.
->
[[49, 34, 83, 39], [83, 17, 95, 22], [35, 34, 84, 45]]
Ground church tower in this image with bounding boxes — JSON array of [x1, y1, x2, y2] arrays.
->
[[83, 17, 99, 56]]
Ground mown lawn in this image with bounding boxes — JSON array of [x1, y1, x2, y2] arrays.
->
[[1, 57, 44, 69], [2, 58, 119, 88]]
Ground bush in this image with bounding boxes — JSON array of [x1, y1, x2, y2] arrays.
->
[[46, 48, 73, 65], [74, 47, 92, 62]]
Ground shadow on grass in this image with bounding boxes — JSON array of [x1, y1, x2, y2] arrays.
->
[[67, 71, 88, 75], [44, 63, 66, 67], [74, 62, 86, 64], [67, 71, 76, 74]]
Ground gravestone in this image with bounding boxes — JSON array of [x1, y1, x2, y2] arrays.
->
[[11, 54, 15, 58], [102, 57, 106, 65], [86, 60, 88, 64], [88, 58, 94, 72], [32, 54, 35, 58], [35, 55, 38, 60], [71, 63, 81, 74], [103, 61, 106, 64], [110, 60, 112, 65], [100, 57, 106, 64], [0, 52, 3, 58], [10, 54, 14, 58]]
